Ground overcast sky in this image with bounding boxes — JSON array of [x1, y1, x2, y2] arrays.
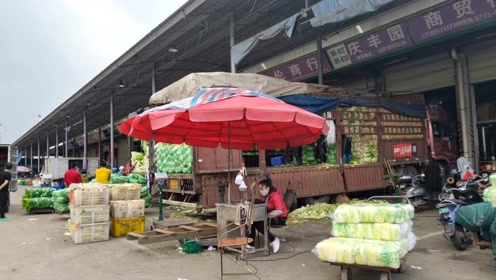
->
[[0, 0, 188, 144]]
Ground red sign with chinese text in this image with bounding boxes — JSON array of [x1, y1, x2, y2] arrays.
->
[[393, 143, 413, 158]]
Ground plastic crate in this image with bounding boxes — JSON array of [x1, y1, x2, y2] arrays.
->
[[270, 156, 285, 166], [110, 216, 146, 237], [70, 205, 110, 225], [70, 184, 110, 206], [68, 219, 110, 244], [109, 184, 141, 201], [110, 200, 145, 219]]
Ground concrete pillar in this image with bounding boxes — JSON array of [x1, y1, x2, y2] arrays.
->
[[452, 48, 474, 162]]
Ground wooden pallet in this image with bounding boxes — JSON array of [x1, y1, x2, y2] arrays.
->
[[127, 223, 218, 244]]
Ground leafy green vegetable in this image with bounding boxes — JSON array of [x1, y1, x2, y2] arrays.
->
[[22, 197, 53, 212], [155, 143, 193, 174], [302, 144, 316, 165], [287, 199, 386, 224]]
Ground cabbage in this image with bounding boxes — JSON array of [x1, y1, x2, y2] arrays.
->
[[154, 143, 193, 174], [483, 186, 496, 203], [332, 221, 412, 241], [313, 237, 414, 268], [332, 203, 414, 224]]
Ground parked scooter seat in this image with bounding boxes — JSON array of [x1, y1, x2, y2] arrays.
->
[[438, 199, 469, 206]]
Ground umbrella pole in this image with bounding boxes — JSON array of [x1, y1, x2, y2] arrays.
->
[[227, 122, 231, 204]]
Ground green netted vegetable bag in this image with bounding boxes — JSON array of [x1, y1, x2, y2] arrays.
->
[[30, 188, 54, 198], [302, 144, 316, 165], [110, 174, 129, 184], [180, 239, 203, 254]]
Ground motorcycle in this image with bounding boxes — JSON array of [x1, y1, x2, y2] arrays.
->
[[437, 177, 485, 251], [404, 174, 444, 210]]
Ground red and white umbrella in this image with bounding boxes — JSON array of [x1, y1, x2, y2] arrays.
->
[[119, 87, 329, 150]]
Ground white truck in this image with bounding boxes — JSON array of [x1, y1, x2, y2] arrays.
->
[[0, 144, 18, 213], [43, 157, 100, 181]]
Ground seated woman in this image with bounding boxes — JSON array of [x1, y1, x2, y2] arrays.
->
[[248, 179, 288, 253]]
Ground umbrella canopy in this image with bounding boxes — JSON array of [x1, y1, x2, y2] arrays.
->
[[17, 166, 32, 173], [119, 87, 329, 150]]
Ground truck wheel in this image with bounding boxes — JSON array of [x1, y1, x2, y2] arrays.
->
[[402, 165, 418, 176], [304, 195, 331, 205]]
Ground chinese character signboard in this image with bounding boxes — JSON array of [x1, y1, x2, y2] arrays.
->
[[408, 0, 496, 43], [394, 143, 415, 158], [326, 23, 413, 69], [260, 52, 331, 82]]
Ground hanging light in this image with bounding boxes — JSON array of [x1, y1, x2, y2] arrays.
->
[[168, 45, 179, 53]]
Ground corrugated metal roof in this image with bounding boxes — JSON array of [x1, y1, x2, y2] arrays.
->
[[13, 0, 409, 152]]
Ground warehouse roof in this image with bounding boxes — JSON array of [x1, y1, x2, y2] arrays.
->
[[13, 0, 409, 151]]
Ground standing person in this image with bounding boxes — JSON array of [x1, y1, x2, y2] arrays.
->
[[0, 162, 13, 221], [80, 169, 89, 183], [95, 161, 111, 184], [248, 179, 288, 253], [64, 162, 82, 188]]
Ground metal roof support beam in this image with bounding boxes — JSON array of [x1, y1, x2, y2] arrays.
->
[[37, 139, 40, 172], [30, 143, 33, 171], [65, 118, 69, 158], [46, 133, 49, 159], [317, 31, 323, 85], [98, 127, 102, 161], [83, 107, 87, 170], [72, 137, 76, 158], [110, 91, 115, 168], [230, 12, 236, 73], [151, 63, 156, 94], [55, 125, 59, 158]]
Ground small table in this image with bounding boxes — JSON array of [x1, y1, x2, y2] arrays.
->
[[216, 202, 269, 256]]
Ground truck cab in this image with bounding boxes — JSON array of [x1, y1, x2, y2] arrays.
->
[[425, 104, 459, 164]]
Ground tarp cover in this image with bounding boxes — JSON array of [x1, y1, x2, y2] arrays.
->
[[231, 14, 298, 66], [455, 202, 496, 259], [310, 0, 396, 27], [278, 94, 426, 119], [149, 72, 333, 105]]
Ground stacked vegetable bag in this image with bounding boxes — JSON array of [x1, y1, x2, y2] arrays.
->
[[155, 143, 193, 174], [108, 183, 146, 237], [68, 184, 111, 244], [141, 186, 151, 208], [109, 174, 129, 184], [126, 174, 150, 207], [486, 174, 496, 207], [483, 186, 496, 207], [21, 188, 54, 213], [52, 188, 71, 213], [313, 203, 417, 269], [302, 144, 316, 165]]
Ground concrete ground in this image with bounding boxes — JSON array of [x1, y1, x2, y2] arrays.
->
[[1, 188, 494, 280]]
